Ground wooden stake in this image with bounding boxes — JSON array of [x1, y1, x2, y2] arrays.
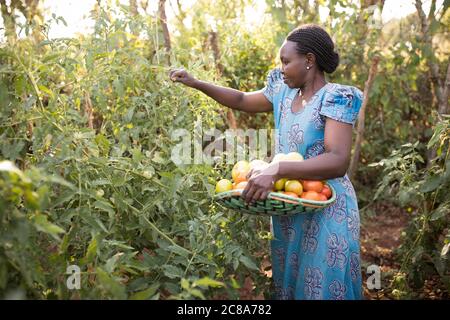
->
[[348, 55, 380, 180]]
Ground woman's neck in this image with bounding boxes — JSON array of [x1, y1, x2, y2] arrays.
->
[[299, 74, 327, 100]]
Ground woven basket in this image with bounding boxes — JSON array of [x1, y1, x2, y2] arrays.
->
[[214, 183, 336, 216]]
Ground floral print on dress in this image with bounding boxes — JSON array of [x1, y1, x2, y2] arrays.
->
[[326, 233, 349, 270], [275, 285, 295, 300], [279, 216, 296, 242], [275, 131, 285, 154], [350, 251, 360, 282], [302, 217, 320, 254], [329, 280, 347, 300], [305, 139, 325, 160], [274, 247, 286, 272], [276, 141, 284, 154], [304, 267, 323, 300], [336, 175, 357, 199], [319, 84, 363, 126], [348, 209, 360, 241], [280, 96, 293, 125], [289, 252, 299, 280], [287, 123, 304, 152], [311, 103, 326, 129], [323, 193, 347, 224], [262, 68, 283, 104]]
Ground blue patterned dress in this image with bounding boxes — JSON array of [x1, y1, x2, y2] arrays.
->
[[262, 68, 364, 300]]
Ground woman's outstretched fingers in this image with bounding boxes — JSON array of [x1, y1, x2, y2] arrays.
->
[[169, 68, 182, 81], [168, 69, 196, 87], [169, 70, 178, 81]]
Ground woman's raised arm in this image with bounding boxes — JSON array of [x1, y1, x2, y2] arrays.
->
[[169, 68, 272, 114]]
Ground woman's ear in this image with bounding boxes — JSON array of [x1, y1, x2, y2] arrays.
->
[[305, 53, 316, 67]]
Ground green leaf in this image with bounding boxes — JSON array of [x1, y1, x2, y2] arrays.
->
[[427, 122, 445, 149], [162, 265, 184, 279], [38, 40, 53, 47], [398, 189, 411, 206], [96, 267, 127, 299], [444, 160, 450, 179], [94, 200, 115, 216], [84, 236, 99, 264], [58, 16, 68, 26], [95, 134, 111, 156], [1, 141, 25, 160], [193, 277, 224, 288], [104, 253, 123, 273], [239, 256, 259, 271], [33, 214, 65, 240], [91, 178, 111, 186], [94, 217, 109, 233], [233, 258, 239, 271], [181, 278, 189, 290], [129, 283, 160, 300], [420, 175, 443, 193], [167, 245, 190, 258], [430, 204, 450, 221], [38, 85, 54, 99], [189, 288, 206, 300], [411, 246, 424, 264], [113, 78, 124, 97], [103, 240, 134, 250], [79, 210, 109, 233], [59, 231, 71, 254], [24, 190, 40, 210], [47, 175, 76, 190]]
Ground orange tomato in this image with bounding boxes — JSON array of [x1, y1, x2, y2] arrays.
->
[[302, 180, 324, 193], [231, 160, 251, 182], [233, 171, 248, 184], [318, 193, 328, 201], [283, 191, 299, 198], [300, 191, 322, 201], [321, 185, 332, 199], [233, 181, 248, 190]]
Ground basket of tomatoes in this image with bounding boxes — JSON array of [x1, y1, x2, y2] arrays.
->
[[213, 153, 336, 216]]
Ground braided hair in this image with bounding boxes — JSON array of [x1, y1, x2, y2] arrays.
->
[[286, 24, 339, 74]]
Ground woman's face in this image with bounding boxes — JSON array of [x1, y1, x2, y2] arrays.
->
[[279, 40, 310, 88]]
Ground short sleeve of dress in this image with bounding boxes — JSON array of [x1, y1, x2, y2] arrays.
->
[[319, 84, 363, 126], [262, 67, 283, 104]]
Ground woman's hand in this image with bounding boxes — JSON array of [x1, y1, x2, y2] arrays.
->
[[169, 68, 198, 88], [242, 163, 279, 204]]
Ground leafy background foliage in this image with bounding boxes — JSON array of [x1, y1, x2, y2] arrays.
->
[[0, 0, 449, 299]]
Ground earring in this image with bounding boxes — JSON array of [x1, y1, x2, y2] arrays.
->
[[306, 66, 311, 70]]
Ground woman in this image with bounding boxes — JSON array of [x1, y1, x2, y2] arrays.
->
[[169, 24, 363, 300]]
